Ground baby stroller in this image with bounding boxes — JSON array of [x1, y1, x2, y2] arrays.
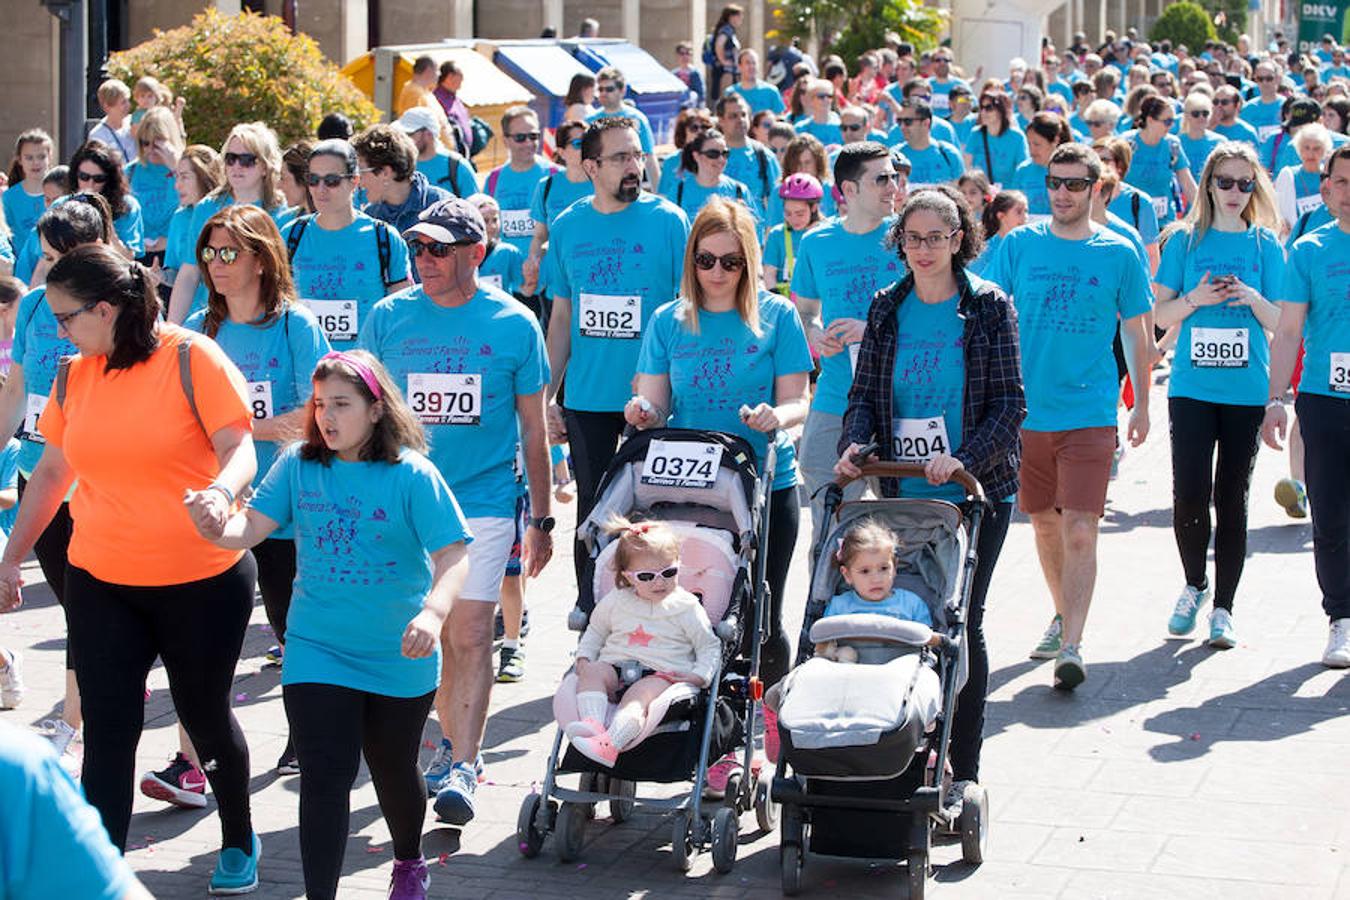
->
[[772, 460, 989, 898], [517, 428, 778, 873]]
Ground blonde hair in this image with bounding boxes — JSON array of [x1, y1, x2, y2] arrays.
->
[[1164, 141, 1280, 246], [606, 516, 681, 589], [211, 122, 283, 210], [133, 75, 173, 106], [136, 107, 183, 162], [678, 198, 762, 336], [97, 78, 131, 106], [837, 518, 899, 568]]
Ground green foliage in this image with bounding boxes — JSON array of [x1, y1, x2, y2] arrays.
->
[[770, 0, 948, 63], [1204, 0, 1248, 46], [108, 9, 380, 150], [1149, 1, 1218, 52]]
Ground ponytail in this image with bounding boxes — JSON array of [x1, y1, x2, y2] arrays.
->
[[47, 245, 161, 371]]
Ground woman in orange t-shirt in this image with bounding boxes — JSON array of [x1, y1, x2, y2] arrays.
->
[[0, 243, 263, 894]]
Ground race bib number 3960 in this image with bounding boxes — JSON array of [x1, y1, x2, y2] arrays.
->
[[304, 299, 358, 342], [408, 373, 482, 425], [640, 440, 723, 488], [578, 293, 641, 339], [1190, 326, 1249, 368]]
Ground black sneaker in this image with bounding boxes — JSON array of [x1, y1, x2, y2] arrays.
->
[[276, 738, 299, 776]]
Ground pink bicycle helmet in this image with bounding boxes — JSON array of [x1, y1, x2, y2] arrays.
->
[[778, 172, 824, 202]]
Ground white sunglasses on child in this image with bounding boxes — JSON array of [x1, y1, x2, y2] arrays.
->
[[625, 566, 680, 582]]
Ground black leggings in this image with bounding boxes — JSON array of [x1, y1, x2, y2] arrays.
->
[[17, 475, 73, 669], [948, 500, 1013, 783], [760, 484, 801, 689], [253, 537, 297, 644], [65, 555, 256, 852], [284, 683, 436, 900], [1168, 397, 1263, 611], [1298, 392, 1350, 620], [563, 408, 627, 593]]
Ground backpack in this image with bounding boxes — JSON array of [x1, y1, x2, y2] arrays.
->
[[285, 214, 397, 290], [55, 338, 204, 437], [435, 152, 473, 197], [468, 117, 493, 158], [753, 144, 770, 205], [702, 33, 717, 66]]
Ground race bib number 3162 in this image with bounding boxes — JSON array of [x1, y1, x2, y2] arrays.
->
[[408, 373, 482, 425], [578, 293, 641, 339], [640, 439, 723, 489]]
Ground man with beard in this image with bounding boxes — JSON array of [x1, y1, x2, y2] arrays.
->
[[543, 118, 691, 592]]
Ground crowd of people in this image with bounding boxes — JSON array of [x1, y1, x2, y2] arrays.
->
[[1, 16, 1350, 899]]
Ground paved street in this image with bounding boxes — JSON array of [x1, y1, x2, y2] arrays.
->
[[4, 378, 1349, 899]]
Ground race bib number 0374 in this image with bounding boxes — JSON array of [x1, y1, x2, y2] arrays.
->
[[408, 373, 482, 425], [640, 440, 723, 489]]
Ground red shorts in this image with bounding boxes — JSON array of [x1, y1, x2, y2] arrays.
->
[[1018, 427, 1117, 517]]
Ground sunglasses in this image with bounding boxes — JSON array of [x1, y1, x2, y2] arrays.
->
[[1214, 98, 1236, 106], [1189, 110, 1211, 118], [1256, 75, 1276, 82], [201, 245, 245, 264], [1154, 117, 1176, 127], [1213, 175, 1257, 193], [693, 251, 746, 272], [625, 566, 679, 582], [408, 240, 471, 258], [224, 152, 258, 168], [597, 84, 622, 94], [306, 173, 355, 188], [685, 123, 707, 132], [813, 92, 833, 99], [867, 171, 902, 186], [700, 148, 728, 160], [979, 102, 999, 111], [1045, 175, 1096, 192], [896, 117, 921, 127], [53, 301, 99, 328], [841, 122, 867, 131], [76, 170, 108, 184], [1086, 119, 1111, 128], [508, 132, 541, 143]]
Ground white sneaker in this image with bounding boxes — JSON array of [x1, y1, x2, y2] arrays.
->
[[40, 719, 78, 757], [1323, 618, 1350, 669], [0, 650, 25, 709]]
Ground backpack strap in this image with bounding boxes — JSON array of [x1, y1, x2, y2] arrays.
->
[[177, 338, 206, 437], [1294, 208, 1312, 240], [676, 179, 685, 206], [446, 156, 460, 196], [55, 356, 73, 409], [1269, 132, 1285, 172], [542, 171, 555, 210], [755, 145, 770, 203], [981, 129, 993, 182], [375, 220, 394, 289], [285, 214, 313, 261], [1130, 191, 1141, 229], [486, 166, 502, 197]]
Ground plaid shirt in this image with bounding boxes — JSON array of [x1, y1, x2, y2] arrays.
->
[[839, 267, 1026, 501]]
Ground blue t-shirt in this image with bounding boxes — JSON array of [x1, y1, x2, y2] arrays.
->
[[762, 223, 821, 286], [790, 217, 902, 415], [1102, 211, 1151, 272], [795, 115, 844, 147], [1122, 131, 1188, 220], [963, 127, 1028, 187], [1212, 119, 1261, 147], [1286, 205, 1335, 248], [485, 157, 559, 256], [162, 204, 197, 279], [185, 304, 331, 499], [1179, 131, 1225, 181], [1281, 224, 1350, 399], [359, 284, 549, 517], [1107, 183, 1161, 245], [890, 289, 967, 501], [636, 292, 813, 491], [480, 240, 526, 295], [414, 150, 479, 198], [127, 160, 177, 243], [724, 142, 781, 220], [0, 438, 18, 538], [11, 287, 78, 476], [546, 194, 691, 412], [949, 117, 975, 149], [1010, 160, 1051, 217], [675, 174, 755, 221], [2, 187, 45, 239], [529, 171, 595, 228], [900, 140, 965, 188], [824, 586, 933, 627], [1156, 225, 1283, 406], [967, 232, 1002, 278], [729, 82, 786, 115], [0, 724, 137, 900], [279, 212, 411, 350], [984, 221, 1153, 430], [587, 105, 656, 154], [658, 153, 685, 200], [111, 194, 144, 257], [1239, 98, 1285, 141], [251, 445, 471, 697], [927, 77, 970, 119]]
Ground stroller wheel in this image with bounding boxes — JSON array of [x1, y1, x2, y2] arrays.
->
[[608, 778, 637, 823], [710, 806, 739, 874], [515, 794, 547, 858], [555, 802, 587, 863], [671, 810, 694, 872], [906, 849, 928, 899], [753, 771, 778, 832], [959, 783, 989, 865], [579, 772, 600, 820], [780, 841, 804, 895]]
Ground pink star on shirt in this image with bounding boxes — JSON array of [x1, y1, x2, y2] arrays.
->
[[627, 625, 655, 647]]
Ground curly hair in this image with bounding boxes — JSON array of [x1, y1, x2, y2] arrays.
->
[[888, 183, 984, 267], [67, 140, 131, 219]]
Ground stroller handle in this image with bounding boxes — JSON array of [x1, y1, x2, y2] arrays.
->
[[834, 462, 986, 504]]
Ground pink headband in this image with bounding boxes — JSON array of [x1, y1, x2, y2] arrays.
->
[[320, 351, 383, 400]]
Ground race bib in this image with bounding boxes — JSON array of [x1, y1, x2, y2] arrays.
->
[[1257, 124, 1282, 142], [1151, 195, 1170, 219], [848, 342, 860, 374], [1331, 352, 1350, 394], [640, 439, 723, 489], [407, 373, 482, 425], [23, 393, 47, 443], [578, 293, 641, 339], [1296, 193, 1324, 217], [890, 416, 950, 464], [303, 299, 358, 343], [481, 274, 503, 290], [930, 92, 950, 113], [247, 381, 274, 420], [500, 208, 534, 239], [1190, 326, 1249, 368]]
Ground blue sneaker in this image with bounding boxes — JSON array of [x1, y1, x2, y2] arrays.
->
[[1208, 608, 1237, 650], [423, 738, 454, 797], [1167, 584, 1211, 637], [433, 762, 478, 825], [208, 833, 260, 895]]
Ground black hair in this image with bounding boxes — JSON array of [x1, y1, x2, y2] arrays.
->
[[1326, 143, 1350, 179], [681, 128, 727, 174], [66, 140, 130, 218], [903, 99, 934, 121], [309, 139, 358, 174], [47, 244, 160, 371], [888, 184, 983, 266], [317, 113, 354, 141], [580, 116, 637, 162], [43, 165, 70, 189], [1026, 110, 1073, 146], [981, 189, 1026, 239], [832, 140, 890, 187], [37, 193, 114, 252]]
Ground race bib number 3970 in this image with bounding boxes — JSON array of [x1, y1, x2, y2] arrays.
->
[[408, 373, 482, 425], [640, 440, 723, 489], [304, 299, 358, 342], [578, 293, 641, 339]]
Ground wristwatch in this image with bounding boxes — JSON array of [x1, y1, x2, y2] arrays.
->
[[529, 516, 556, 533]]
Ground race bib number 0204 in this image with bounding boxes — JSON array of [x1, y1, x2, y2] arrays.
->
[[891, 416, 949, 465], [304, 299, 358, 343], [640, 439, 723, 489], [1190, 326, 1248, 368], [408, 373, 482, 425], [578, 293, 641, 339]]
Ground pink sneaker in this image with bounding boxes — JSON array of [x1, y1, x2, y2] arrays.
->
[[763, 706, 781, 764], [387, 857, 429, 900], [571, 729, 619, 767], [705, 752, 743, 799], [139, 753, 207, 809], [563, 717, 606, 740]]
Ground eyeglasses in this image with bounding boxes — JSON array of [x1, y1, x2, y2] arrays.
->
[[700, 148, 728, 160], [1154, 117, 1176, 127], [1189, 110, 1211, 118], [1085, 119, 1111, 128], [224, 152, 258, 168], [76, 170, 108, 185], [685, 123, 707, 133], [568, 137, 584, 149], [841, 122, 867, 132], [306, 173, 355, 188], [693, 251, 746, 272], [53, 301, 99, 328], [934, 56, 953, 64], [899, 229, 959, 250], [896, 117, 921, 127], [597, 84, 622, 94], [1213, 175, 1257, 193], [508, 131, 541, 143], [408, 240, 472, 258], [1256, 74, 1276, 82], [625, 566, 679, 582], [979, 102, 999, 111], [1045, 175, 1096, 192], [1214, 98, 1236, 106], [201, 245, 246, 265], [596, 151, 646, 167]]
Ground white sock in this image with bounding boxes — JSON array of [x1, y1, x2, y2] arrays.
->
[[576, 691, 609, 727], [502, 639, 519, 651], [607, 706, 644, 750]]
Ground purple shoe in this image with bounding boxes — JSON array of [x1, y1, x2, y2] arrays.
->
[[388, 857, 429, 900]]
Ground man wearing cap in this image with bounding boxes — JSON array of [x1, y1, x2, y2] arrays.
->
[[892, 99, 964, 189], [587, 67, 662, 188], [359, 196, 553, 827], [543, 117, 690, 592], [395, 107, 479, 199], [718, 91, 781, 221]]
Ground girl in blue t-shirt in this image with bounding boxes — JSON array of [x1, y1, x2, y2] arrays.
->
[[190, 349, 471, 900], [125, 107, 183, 261], [162, 145, 224, 301], [469, 193, 526, 295], [825, 519, 932, 625], [672, 128, 756, 222], [3, 129, 53, 240], [762, 172, 824, 294], [962, 90, 1028, 188]]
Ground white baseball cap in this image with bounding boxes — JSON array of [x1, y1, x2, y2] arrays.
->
[[394, 107, 440, 135]]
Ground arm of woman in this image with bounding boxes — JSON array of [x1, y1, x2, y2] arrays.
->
[[1153, 271, 1226, 329], [626, 372, 672, 429], [166, 263, 200, 324], [951, 295, 1027, 475], [0, 364, 27, 443], [403, 540, 468, 659], [188, 505, 280, 549], [1177, 167, 1198, 206], [183, 422, 258, 533], [0, 446, 76, 611], [743, 371, 809, 433]]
